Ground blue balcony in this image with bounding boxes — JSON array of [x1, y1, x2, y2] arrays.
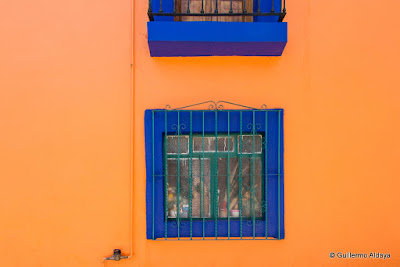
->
[[147, 0, 287, 57]]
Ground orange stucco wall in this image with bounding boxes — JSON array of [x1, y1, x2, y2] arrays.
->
[[1, 0, 400, 266]]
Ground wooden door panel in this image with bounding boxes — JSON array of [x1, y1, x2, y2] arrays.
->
[[176, 0, 252, 22], [178, 0, 212, 21], [214, 0, 248, 22]]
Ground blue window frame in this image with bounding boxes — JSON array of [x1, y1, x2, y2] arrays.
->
[[145, 107, 284, 240]]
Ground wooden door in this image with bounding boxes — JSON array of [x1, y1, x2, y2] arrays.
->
[[177, 0, 253, 22]]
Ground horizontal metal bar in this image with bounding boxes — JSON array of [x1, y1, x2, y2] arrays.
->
[[154, 109, 283, 112], [148, 12, 285, 17], [153, 174, 279, 177], [153, 238, 280, 241]]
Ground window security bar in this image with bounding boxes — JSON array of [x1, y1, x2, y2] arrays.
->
[[145, 101, 284, 240]]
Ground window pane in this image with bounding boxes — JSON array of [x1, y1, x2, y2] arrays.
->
[[237, 135, 263, 154], [217, 157, 262, 218], [167, 158, 211, 218], [166, 135, 189, 154], [193, 136, 234, 152]]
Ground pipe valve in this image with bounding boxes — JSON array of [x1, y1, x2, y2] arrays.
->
[[104, 249, 129, 261]]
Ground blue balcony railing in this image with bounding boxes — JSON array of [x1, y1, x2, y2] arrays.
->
[[148, 0, 286, 22]]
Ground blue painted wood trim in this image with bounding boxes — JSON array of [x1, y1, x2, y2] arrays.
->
[[147, 22, 287, 57], [148, 22, 287, 42], [148, 41, 286, 57]]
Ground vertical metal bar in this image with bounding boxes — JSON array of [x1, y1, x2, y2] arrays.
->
[[278, 110, 281, 240], [214, 0, 218, 13], [271, 0, 274, 12], [252, 111, 256, 239], [264, 111, 268, 239], [189, 112, 193, 239], [202, 111, 205, 239], [187, 0, 190, 13], [227, 111, 230, 239], [283, 0, 286, 12], [229, 0, 232, 13], [214, 111, 218, 239], [152, 111, 155, 240], [173, 0, 176, 13], [148, 0, 154, 21], [201, 0, 204, 13], [177, 111, 180, 240], [239, 111, 243, 239], [257, 0, 260, 12], [199, 152, 203, 237], [159, 0, 163, 12], [244, 0, 247, 12], [164, 111, 168, 240]]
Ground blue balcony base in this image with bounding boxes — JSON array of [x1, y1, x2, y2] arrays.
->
[[148, 22, 287, 57]]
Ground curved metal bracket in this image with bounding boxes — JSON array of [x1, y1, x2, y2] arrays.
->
[[165, 101, 267, 111]]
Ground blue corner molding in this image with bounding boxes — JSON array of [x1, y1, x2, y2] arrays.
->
[[148, 22, 287, 57]]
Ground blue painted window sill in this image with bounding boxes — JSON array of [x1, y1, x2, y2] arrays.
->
[[147, 21, 287, 57]]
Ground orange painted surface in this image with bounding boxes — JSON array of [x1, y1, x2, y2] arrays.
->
[[1, 0, 400, 266]]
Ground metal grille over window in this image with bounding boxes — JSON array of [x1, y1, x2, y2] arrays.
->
[[145, 101, 284, 240]]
